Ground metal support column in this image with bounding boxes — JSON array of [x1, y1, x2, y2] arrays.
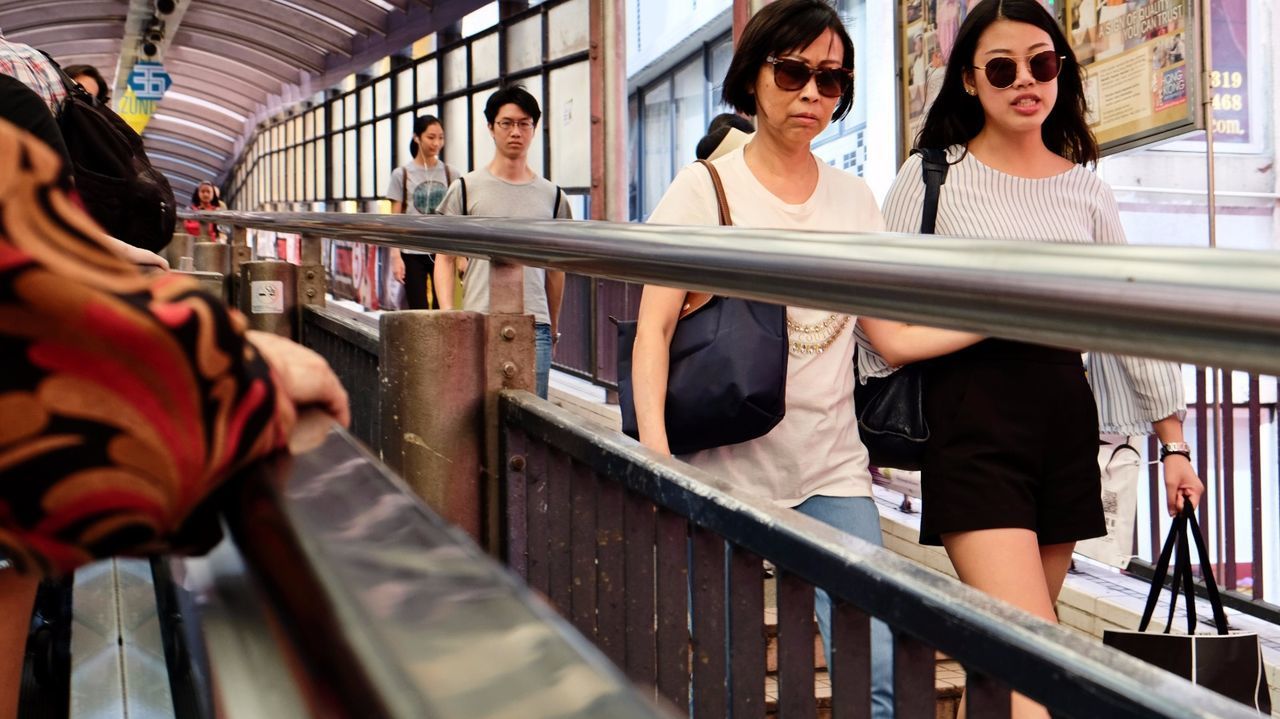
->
[[297, 233, 326, 310], [590, 0, 628, 222]]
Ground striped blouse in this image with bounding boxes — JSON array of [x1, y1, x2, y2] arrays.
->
[[856, 145, 1185, 436]]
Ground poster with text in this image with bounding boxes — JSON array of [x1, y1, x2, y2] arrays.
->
[[898, 0, 1202, 157]]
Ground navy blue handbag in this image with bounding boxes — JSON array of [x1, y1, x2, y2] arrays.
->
[[616, 160, 787, 455]]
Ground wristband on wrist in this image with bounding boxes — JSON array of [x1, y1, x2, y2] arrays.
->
[[1159, 441, 1192, 462]]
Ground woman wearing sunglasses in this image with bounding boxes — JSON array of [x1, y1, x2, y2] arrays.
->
[[860, 2, 1203, 716], [633, 1, 985, 715]]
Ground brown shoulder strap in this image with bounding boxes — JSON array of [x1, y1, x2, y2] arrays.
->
[[680, 159, 733, 318], [694, 158, 733, 226]]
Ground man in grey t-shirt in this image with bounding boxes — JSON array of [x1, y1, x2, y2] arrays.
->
[[434, 86, 570, 399]]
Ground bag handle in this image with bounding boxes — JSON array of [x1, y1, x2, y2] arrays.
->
[[913, 147, 950, 234], [681, 159, 733, 318], [400, 165, 409, 214], [1139, 498, 1230, 636]]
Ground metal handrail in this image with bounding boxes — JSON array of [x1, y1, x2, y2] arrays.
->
[[502, 389, 1262, 719], [222, 419, 670, 719], [187, 209, 1280, 374]]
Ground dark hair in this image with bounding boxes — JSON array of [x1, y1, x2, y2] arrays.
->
[[916, 0, 1098, 165], [190, 181, 221, 207], [64, 64, 110, 103], [721, 0, 857, 121], [483, 85, 541, 126], [695, 113, 755, 160], [408, 115, 442, 158]]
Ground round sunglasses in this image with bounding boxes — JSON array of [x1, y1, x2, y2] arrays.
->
[[971, 50, 1065, 89], [765, 55, 853, 98]]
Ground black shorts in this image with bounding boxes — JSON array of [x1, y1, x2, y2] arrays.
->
[[917, 340, 1105, 546]]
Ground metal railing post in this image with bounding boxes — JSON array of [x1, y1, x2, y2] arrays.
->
[[239, 261, 297, 338], [298, 233, 326, 311], [379, 310, 487, 540], [192, 241, 230, 301]]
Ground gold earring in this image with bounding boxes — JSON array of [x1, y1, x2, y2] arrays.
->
[[966, 87, 977, 96]]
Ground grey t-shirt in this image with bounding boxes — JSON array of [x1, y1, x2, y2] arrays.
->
[[386, 160, 457, 254], [437, 168, 572, 326]]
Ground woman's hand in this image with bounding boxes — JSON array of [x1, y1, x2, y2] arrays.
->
[[246, 330, 351, 428], [391, 249, 406, 282], [1163, 455, 1203, 517], [104, 235, 170, 270]]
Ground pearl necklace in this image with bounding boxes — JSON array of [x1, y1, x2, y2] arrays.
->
[[786, 313, 849, 356]]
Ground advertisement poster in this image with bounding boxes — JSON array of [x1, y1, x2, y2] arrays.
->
[[1203, 0, 1249, 145], [327, 240, 383, 310], [899, 0, 1202, 156]]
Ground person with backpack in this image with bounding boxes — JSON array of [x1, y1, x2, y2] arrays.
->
[[857, 3, 1202, 716], [433, 87, 570, 399], [0, 32, 66, 112], [386, 115, 459, 309]]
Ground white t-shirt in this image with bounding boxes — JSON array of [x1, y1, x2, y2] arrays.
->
[[386, 160, 457, 255], [646, 147, 884, 507]]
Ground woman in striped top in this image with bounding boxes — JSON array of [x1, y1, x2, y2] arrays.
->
[[858, 3, 1202, 716]]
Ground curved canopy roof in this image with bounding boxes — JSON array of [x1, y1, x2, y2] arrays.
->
[[1, 0, 487, 199]]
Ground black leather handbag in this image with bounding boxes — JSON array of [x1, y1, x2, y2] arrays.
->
[[854, 148, 949, 470], [616, 160, 787, 455]]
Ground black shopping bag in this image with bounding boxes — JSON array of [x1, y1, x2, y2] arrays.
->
[[1103, 499, 1271, 713]]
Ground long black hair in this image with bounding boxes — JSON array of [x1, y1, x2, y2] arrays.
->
[[190, 180, 221, 207], [721, 0, 857, 122], [407, 115, 442, 158], [916, 0, 1098, 165]]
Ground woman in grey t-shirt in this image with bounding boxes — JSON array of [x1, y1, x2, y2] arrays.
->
[[386, 115, 459, 309]]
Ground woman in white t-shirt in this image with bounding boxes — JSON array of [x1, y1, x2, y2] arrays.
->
[[632, 2, 980, 716], [386, 115, 459, 309]]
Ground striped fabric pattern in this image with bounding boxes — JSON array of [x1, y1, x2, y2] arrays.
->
[[856, 145, 1185, 435]]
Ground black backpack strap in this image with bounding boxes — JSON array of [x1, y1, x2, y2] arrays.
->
[[458, 176, 468, 216], [912, 147, 950, 235], [552, 185, 563, 218]]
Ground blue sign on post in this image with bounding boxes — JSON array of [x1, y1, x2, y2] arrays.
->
[[127, 62, 172, 100]]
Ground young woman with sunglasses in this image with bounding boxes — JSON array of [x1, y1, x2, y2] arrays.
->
[[859, 2, 1203, 716], [633, 2, 984, 714]]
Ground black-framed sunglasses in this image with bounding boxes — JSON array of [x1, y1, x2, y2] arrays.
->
[[971, 50, 1065, 89], [764, 55, 853, 98]]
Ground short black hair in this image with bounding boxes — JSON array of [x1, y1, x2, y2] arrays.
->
[[408, 114, 442, 158], [63, 64, 110, 104], [695, 114, 754, 160], [721, 0, 856, 121], [916, 0, 1098, 165], [484, 85, 540, 126]]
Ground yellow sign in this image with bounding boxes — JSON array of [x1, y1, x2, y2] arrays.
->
[[117, 87, 158, 134]]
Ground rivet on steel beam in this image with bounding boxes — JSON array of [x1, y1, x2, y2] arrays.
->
[[501, 326, 516, 340], [306, 288, 317, 298], [502, 362, 517, 378], [306, 270, 317, 280], [509, 455, 526, 471]]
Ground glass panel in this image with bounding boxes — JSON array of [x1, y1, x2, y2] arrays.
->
[[673, 57, 706, 170], [344, 129, 357, 198], [629, 94, 639, 220], [506, 16, 542, 73], [417, 60, 438, 102], [293, 146, 303, 201], [709, 35, 733, 114], [548, 62, 591, 188], [375, 78, 392, 116], [305, 142, 315, 201], [396, 68, 415, 110], [375, 118, 392, 199], [396, 111, 414, 168], [470, 92, 493, 172], [360, 124, 375, 197], [444, 97, 470, 171], [642, 78, 672, 218], [304, 111, 315, 141], [359, 86, 374, 122], [344, 95, 357, 128], [547, 0, 589, 59], [471, 31, 500, 85], [315, 106, 326, 136], [316, 140, 327, 201], [293, 116, 304, 146], [443, 46, 468, 93], [523, 75, 545, 176]]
